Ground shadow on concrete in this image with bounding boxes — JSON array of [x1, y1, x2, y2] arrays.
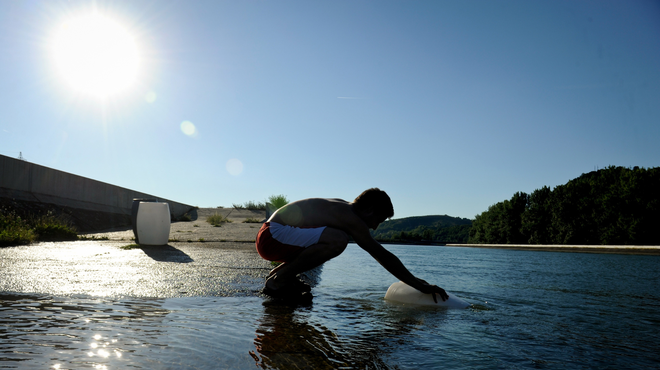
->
[[183, 208, 199, 221], [139, 245, 194, 263]]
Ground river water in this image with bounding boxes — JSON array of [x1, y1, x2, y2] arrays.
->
[[1, 244, 659, 369]]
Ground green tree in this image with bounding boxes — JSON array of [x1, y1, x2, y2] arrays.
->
[[521, 186, 552, 244]]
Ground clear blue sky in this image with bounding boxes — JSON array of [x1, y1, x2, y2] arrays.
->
[[1, 0, 658, 219]]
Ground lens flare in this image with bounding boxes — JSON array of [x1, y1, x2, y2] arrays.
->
[[226, 159, 244, 176], [145, 91, 157, 103], [180, 121, 197, 137]]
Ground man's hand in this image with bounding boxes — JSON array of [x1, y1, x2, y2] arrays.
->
[[415, 278, 449, 303]]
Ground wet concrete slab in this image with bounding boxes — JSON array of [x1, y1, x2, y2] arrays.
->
[[0, 241, 271, 298]]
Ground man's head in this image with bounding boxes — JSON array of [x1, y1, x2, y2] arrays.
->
[[353, 188, 394, 228]]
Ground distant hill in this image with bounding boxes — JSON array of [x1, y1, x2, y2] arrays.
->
[[375, 215, 472, 233], [372, 215, 472, 243]]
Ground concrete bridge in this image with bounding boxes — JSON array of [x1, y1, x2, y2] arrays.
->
[[0, 154, 196, 232]]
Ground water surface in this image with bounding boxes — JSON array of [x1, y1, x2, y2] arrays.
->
[[1, 244, 659, 369]]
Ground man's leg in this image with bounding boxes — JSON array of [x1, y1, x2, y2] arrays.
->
[[268, 262, 286, 278], [265, 227, 349, 291]]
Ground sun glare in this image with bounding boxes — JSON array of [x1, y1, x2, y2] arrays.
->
[[52, 13, 139, 98]]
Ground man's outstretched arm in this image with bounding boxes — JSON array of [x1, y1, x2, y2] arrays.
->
[[356, 236, 449, 302]]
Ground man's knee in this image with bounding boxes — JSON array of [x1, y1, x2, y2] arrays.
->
[[320, 227, 349, 257]]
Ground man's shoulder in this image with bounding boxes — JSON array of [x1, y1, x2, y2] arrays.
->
[[321, 198, 354, 214], [303, 197, 347, 202], [295, 197, 350, 208]]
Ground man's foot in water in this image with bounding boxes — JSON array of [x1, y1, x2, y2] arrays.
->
[[262, 275, 312, 299]]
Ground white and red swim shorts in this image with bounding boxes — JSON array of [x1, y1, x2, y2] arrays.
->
[[255, 222, 326, 262]]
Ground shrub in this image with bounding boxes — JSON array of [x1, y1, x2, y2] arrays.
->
[[267, 194, 289, 210], [1, 209, 78, 246], [0, 210, 36, 246], [207, 213, 232, 227], [31, 212, 77, 241]]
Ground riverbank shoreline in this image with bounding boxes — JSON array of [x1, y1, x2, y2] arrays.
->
[[81, 206, 660, 256], [445, 243, 660, 255]]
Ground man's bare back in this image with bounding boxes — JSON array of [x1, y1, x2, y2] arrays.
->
[[270, 198, 373, 230]]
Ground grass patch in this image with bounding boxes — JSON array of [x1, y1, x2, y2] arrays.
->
[[233, 195, 290, 211], [120, 244, 140, 250], [78, 235, 109, 241], [232, 201, 266, 210], [178, 213, 193, 221], [207, 212, 232, 227], [243, 217, 262, 223]]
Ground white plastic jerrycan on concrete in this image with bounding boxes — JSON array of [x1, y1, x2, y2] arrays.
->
[[131, 199, 171, 246], [384, 281, 470, 308]]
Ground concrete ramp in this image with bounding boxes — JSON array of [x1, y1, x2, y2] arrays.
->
[[1, 154, 196, 232]]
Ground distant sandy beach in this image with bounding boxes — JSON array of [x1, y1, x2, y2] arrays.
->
[[84, 207, 266, 244]]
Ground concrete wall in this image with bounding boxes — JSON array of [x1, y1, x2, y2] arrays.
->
[[0, 154, 195, 220]]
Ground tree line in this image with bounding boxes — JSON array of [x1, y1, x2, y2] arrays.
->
[[468, 166, 659, 245]]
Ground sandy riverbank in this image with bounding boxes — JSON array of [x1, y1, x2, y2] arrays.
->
[[83, 207, 266, 243]]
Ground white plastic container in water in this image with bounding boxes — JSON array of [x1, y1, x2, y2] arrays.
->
[[133, 201, 171, 246], [384, 281, 470, 308]]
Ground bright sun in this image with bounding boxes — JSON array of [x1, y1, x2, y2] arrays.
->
[[52, 13, 140, 98]]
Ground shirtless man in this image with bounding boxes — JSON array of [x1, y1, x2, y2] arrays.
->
[[255, 188, 449, 302]]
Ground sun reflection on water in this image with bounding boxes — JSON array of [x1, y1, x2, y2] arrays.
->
[[0, 294, 176, 369]]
